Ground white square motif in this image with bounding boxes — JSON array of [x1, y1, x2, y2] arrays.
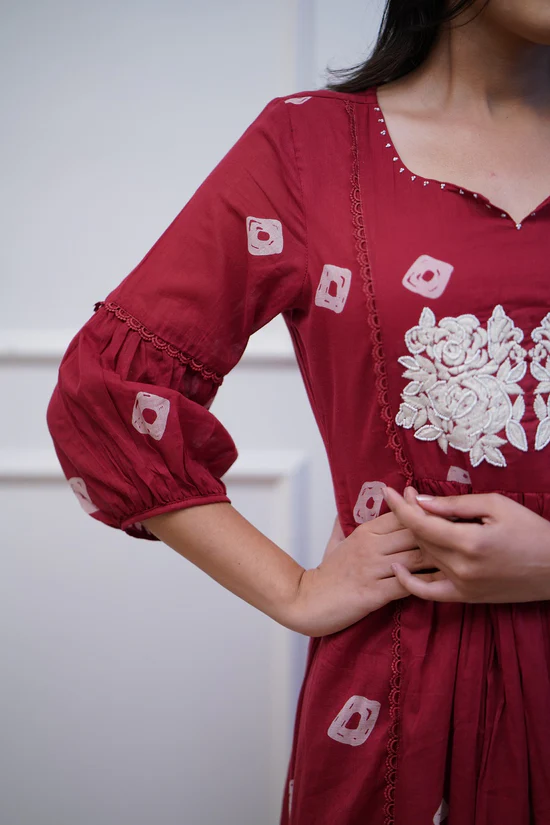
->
[[328, 695, 381, 747], [433, 799, 449, 824], [447, 466, 471, 485], [402, 254, 454, 299], [132, 521, 155, 537], [132, 392, 170, 441], [246, 217, 283, 256], [315, 264, 352, 314], [353, 481, 386, 524], [68, 477, 99, 514]]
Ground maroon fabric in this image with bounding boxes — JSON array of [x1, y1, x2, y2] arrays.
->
[[47, 87, 550, 822]]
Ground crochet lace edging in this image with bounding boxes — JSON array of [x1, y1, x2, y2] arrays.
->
[[343, 100, 414, 485], [383, 603, 403, 825], [344, 99, 409, 825], [93, 300, 224, 385]]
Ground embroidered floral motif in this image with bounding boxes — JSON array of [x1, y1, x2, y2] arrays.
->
[[396, 305, 527, 467], [530, 313, 550, 450]]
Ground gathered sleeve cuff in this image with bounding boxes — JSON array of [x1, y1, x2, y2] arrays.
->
[[47, 305, 238, 540]]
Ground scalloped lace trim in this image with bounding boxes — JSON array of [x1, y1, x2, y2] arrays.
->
[[344, 101, 414, 484], [93, 300, 224, 385], [383, 603, 402, 825], [345, 99, 406, 825]]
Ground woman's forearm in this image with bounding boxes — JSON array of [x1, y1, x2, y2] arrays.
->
[[142, 502, 306, 629]]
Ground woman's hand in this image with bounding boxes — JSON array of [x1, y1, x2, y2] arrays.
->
[[383, 486, 550, 604], [288, 511, 436, 637], [321, 513, 346, 561]]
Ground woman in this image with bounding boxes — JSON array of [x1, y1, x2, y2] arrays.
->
[[46, 0, 550, 822]]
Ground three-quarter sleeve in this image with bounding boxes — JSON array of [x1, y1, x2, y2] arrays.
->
[[46, 96, 307, 540]]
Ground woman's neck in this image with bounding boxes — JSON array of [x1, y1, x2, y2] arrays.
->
[[387, 5, 550, 119]]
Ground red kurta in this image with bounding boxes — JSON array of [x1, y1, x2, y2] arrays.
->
[[47, 87, 550, 824]]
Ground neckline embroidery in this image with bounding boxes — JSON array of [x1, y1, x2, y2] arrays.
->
[[371, 86, 550, 230]]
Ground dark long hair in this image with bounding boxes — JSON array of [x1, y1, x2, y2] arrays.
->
[[325, 0, 487, 93]]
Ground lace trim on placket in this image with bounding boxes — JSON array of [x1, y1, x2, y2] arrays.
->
[[383, 603, 402, 825], [93, 300, 225, 385], [345, 98, 408, 825], [344, 101, 414, 484]]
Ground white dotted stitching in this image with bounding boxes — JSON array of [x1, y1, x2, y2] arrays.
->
[[373, 104, 518, 230]]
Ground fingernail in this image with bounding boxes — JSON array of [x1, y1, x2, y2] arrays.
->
[[382, 486, 393, 500], [391, 563, 399, 574], [416, 495, 434, 502]]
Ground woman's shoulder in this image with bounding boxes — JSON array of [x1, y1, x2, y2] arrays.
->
[[272, 87, 376, 109], [258, 87, 377, 144]]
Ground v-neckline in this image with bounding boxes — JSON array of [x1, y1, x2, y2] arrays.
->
[[371, 86, 550, 229]]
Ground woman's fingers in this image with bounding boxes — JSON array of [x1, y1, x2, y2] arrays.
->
[[379, 547, 436, 577], [378, 571, 450, 603], [377, 527, 422, 555], [414, 491, 496, 522], [391, 562, 462, 602], [383, 486, 480, 553], [367, 508, 414, 535]]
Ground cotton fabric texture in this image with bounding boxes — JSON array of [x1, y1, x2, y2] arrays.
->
[[47, 87, 550, 824]]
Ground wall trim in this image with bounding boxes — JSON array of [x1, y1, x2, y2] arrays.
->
[[0, 442, 310, 812], [0, 319, 297, 365]]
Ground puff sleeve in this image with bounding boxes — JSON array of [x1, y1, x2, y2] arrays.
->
[[46, 97, 307, 540]]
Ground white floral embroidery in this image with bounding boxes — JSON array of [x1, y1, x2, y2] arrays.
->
[[396, 305, 527, 468], [530, 312, 550, 450]]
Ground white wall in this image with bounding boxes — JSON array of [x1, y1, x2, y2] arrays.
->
[[0, 2, 384, 824]]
